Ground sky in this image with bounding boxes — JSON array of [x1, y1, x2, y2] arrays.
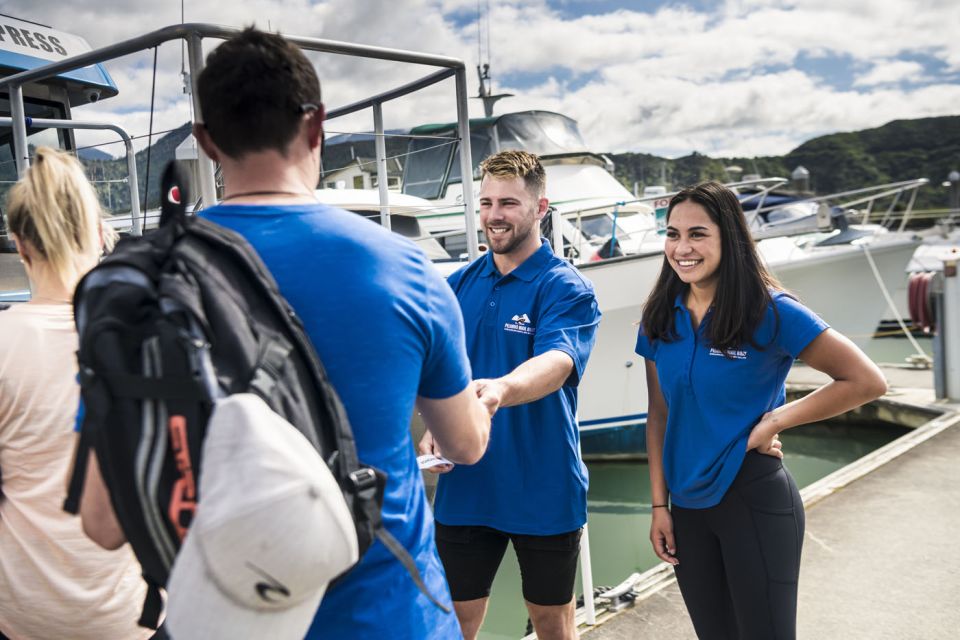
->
[[3, 0, 958, 159]]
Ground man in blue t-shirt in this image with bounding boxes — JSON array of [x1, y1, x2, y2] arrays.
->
[[421, 150, 600, 640], [80, 28, 490, 639]]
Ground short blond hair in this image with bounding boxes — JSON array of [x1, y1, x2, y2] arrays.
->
[[479, 149, 546, 198], [6, 147, 117, 289]]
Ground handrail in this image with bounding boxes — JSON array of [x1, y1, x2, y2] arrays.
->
[[0, 24, 465, 91], [0, 117, 143, 235], [749, 179, 929, 217], [0, 22, 480, 259]]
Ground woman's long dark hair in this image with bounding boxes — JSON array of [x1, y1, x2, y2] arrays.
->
[[642, 181, 784, 352]]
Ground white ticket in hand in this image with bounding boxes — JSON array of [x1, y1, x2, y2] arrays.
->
[[417, 454, 454, 470]]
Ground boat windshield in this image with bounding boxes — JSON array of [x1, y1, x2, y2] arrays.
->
[[578, 213, 627, 240], [403, 111, 589, 199], [403, 136, 454, 199]]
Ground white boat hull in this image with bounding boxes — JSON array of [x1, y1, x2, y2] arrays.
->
[[576, 234, 920, 458]]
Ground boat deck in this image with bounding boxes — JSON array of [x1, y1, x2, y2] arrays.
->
[[581, 362, 960, 639]]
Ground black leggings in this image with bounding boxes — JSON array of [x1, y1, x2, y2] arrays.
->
[[671, 451, 805, 640]]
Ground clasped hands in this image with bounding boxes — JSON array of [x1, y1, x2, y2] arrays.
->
[[417, 379, 502, 474]]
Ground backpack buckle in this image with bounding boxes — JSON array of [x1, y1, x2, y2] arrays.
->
[[348, 468, 377, 492]]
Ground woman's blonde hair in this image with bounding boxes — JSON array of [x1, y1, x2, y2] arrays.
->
[[6, 146, 117, 288]]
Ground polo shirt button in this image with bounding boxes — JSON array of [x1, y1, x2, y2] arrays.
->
[[494, 286, 501, 291], [490, 301, 496, 307]]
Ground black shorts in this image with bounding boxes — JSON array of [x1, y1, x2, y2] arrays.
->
[[434, 522, 582, 606]]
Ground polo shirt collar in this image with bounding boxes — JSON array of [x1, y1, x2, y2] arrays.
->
[[480, 238, 555, 282]]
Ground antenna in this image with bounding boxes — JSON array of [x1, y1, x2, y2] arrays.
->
[[180, 0, 190, 95], [474, 0, 512, 117]]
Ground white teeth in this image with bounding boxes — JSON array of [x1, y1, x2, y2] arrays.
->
[[677, 259, 701, 267], [488, 227, 509, 235]]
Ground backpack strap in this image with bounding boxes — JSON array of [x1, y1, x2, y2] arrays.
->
[[351, 470, 451, 614], [63, 415, 94, 515], [138, 579, 164, 630], [374, 527, 452, 614]]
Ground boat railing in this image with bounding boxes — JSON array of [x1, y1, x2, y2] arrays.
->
[[0, 22, 484, 259], [748, 178, 930, 232], [0, 117, 143, 235]]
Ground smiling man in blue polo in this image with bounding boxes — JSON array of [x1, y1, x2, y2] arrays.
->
[[420, 150, 600, 640]]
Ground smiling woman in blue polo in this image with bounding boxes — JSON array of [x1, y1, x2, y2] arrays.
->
[[635, 181, 887, 640]]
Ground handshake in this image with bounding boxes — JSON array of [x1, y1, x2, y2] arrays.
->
[[418, 378, 502, 474]]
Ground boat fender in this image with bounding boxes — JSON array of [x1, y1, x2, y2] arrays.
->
[[908, 272, 936, 333]]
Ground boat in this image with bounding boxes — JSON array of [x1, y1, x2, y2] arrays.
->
[[0, 15, 139, 294], [387, 110, 921, 458]]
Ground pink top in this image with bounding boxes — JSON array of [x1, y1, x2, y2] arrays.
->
[[0, 303, 151, 639]]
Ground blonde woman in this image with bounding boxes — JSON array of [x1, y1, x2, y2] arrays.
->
[[0, 148, 151, 639]]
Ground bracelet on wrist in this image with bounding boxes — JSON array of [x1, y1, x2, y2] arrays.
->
[[651, 504, 669, 509]]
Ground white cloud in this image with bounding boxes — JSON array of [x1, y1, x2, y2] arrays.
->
[[3, 0, 957, 159], [854, 60, 927, 87]]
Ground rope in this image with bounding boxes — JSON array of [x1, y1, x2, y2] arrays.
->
[[141, 46, 159, 231], [860, 242, 930, 363]]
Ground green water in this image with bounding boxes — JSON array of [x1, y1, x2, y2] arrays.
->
[[476, 420, 909, 640], [863, 335, 933, 365]]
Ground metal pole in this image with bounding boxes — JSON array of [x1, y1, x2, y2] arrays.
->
[[551, 206, 564, 259], [373, 102, 391, 230], [10, 85, 29, 177], [187, 31, 217, 209], [944, 260, 960, 401], [897, 186, 920, 233], [578, 439, 596, 626], [580, 523, 597, 625], [454, 67, 479, 260], [122, 133, 143, 235]]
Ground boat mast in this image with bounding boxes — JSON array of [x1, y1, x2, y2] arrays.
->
[[475, 1, 511, 117]]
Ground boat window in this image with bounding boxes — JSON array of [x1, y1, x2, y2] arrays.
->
[[578, 214, 626, 240], [402, 136, 454, 199]]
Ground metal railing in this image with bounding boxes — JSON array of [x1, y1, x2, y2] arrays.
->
[[0, 117, 143, 235], [0, 22, 482, 259]]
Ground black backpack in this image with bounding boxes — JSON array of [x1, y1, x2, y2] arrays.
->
[[64, 163, 448, 629]]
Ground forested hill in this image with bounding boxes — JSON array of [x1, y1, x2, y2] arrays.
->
[[608, 115, 960, 210], [80, 122, 192, 215]]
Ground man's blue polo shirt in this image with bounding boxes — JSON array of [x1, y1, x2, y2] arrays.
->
[[435, 241, 600, 535], [635, 291, 828, 509], [201, 203, 468, 639]]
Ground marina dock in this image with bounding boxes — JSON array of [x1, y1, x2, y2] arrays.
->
[[581, 362, 960, 639]]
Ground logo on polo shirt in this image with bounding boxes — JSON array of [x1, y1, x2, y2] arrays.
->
[[505, 313, 535, 335], [709, 347, 747, 360]]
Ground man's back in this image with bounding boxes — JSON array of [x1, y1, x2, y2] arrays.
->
[[202, 202, 467, 639]]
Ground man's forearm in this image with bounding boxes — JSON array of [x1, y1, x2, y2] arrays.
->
[[491, 350, 574, 408]]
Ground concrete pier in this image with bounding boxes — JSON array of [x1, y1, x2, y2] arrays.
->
[[580, 363, 960, 639]]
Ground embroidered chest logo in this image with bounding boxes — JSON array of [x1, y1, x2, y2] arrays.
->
[[709, 347, 747, 360], [504, 313, 536, 335]]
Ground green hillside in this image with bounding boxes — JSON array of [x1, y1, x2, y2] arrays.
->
[[80, 122, 193, 215], [608, 116, 960, 210]]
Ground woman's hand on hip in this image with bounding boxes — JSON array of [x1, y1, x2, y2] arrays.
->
[[747, 412, 784, 459], [649, 508, 679, 566]]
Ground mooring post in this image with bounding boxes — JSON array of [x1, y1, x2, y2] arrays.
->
[[942, 260, 960, 401]]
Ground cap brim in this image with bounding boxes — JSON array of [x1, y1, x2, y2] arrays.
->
[[164, 530, 325, 640]]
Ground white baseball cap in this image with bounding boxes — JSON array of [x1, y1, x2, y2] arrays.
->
[[165, 393, 359, 640]]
